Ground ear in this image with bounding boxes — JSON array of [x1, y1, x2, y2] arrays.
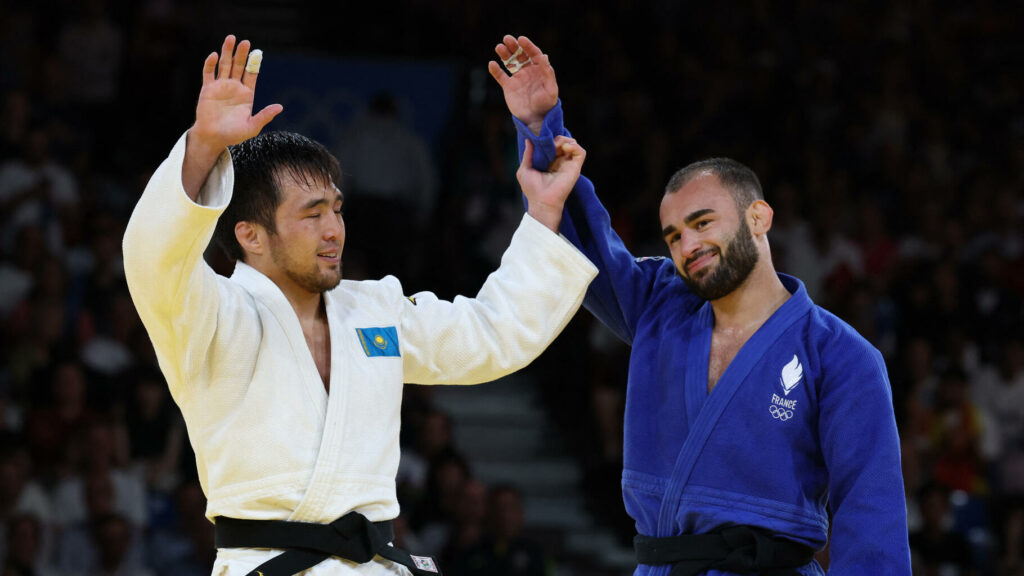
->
[[234, 221, 264, 257], [746, 200, 774, 236]]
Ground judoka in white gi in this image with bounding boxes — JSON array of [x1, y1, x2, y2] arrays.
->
[[488, 36, 911, 575], [123, 35, 597, 575]]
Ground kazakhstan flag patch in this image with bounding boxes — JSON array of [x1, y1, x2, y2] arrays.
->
[[356, 326, 401, 358]]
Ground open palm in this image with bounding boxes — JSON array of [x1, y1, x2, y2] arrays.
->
[[487, 36, 558, 133], [192, 36, 282, 150]]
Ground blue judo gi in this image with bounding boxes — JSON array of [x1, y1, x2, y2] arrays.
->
[[515, 102, 911, 575]]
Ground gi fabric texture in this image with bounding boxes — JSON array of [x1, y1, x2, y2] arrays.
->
[[514, 101, 911, 576], [123, 132, 598, 575]]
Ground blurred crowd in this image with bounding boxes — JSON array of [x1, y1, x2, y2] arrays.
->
[[1, 1, 1023, 576]]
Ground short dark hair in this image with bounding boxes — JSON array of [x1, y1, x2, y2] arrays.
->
[[214, 131, 343, 262], [664, 158, 764, 212]]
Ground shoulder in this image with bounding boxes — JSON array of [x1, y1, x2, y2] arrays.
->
[[332, 275, 407, 310], [804, 306, 889, 392], [808, 306, 881, 360]]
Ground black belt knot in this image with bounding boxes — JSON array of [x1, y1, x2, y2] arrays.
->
[[215, 512, 441, 576], [634, 525, 815, 576]]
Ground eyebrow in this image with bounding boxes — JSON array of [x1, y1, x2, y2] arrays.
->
[[299, 192, 344, 212], [683, 208, 715, 225], [662, 208, 717, 238]]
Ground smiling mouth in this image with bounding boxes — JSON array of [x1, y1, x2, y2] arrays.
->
[[686, 251, 717, 274]]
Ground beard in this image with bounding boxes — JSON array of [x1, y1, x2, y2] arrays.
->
[[268, 236, 343, 294], [679, 218, 759, 301]]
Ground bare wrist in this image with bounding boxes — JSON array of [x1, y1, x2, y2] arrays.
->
[[527, 204, 563, 233]]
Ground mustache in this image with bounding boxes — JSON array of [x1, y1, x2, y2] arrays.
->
[[684, 248, 719, 271]]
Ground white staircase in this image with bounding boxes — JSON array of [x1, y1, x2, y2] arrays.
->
[[432, 373, 636, 575]]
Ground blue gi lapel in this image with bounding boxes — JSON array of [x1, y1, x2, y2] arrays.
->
[[683, 303, 713, 425], [656, 275, 813, 536]]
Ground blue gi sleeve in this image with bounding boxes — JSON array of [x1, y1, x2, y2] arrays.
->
[[512, 101, 665, 345], [818, 336, 911, 574]]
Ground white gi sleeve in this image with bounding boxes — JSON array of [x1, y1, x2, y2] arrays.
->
[[399, 213, 598, 384], [123, 131, 234, 396]]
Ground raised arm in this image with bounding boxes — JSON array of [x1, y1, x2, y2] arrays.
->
[[124, 36, 280, 394], [184, 35, 282, 199], [401, 137, 597, 384], [488, 35, 674, 345]]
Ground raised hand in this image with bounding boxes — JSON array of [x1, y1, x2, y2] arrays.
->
[[519, 136, 586, 232], [183, 35, 283, 199], [192, 35, 282, 151], [487, 35, 558, 136]]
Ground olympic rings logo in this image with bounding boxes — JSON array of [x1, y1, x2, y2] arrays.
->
[[769, 405, 794, 421]]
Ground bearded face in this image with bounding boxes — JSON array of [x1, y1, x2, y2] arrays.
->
[[678, 215, 760, 301]]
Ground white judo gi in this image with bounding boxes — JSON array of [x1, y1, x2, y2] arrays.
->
[[123, 132, 598, 575]]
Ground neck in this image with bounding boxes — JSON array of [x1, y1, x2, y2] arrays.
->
[[252, 261, 325, 322], [279, 283, 324, 322], [709, 262, 790, 331]]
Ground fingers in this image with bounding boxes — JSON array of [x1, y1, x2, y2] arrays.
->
[[202, 52, 218, 85], [217, 35, 236, 79], [487, 61, 510, 87], [518, 36, 544, 61], [495, 35, 517, 62], [242, 49, 263, 90], [231, 39, 251, 81], [553, 136, 585, 162]]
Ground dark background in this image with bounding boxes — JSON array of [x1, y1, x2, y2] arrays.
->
[[1, 1, 1023, 575]]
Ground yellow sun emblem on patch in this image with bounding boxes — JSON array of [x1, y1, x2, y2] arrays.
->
[[373, 335, 388, 350]]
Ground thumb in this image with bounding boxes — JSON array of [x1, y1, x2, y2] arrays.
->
[[520, 139, 534, 172], [251, 103, 284, 133]]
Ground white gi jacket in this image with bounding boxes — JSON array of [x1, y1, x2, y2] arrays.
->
[[123, 133, 598, 575]]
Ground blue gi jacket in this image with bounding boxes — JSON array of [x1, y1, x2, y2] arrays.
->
[[515, 101, 911, 575]]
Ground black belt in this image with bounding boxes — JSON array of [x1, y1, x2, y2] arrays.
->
[[634, 525, 815, 576], [215, 512, 442, 576]]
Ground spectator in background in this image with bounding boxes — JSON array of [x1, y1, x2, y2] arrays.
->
[[440, 478, 489, 571], [909, 482, 977, 576], [0, 440, 52, 568], [123, 367, 185, 493], [921, 367, 988, 495], [2, 513, 56, 576], [146, 481, 215, 576], [55, 0, 123, 155], [338, 92, 438, 281], [51, 419, 146, 531], [398, 408, 458, 504], [455, 484, 548, 576], [53, 470, 147, 574], [971, 336, 1024, 495], [23, 361, 94, 482], [88, 514, 154, 576], [415, 452, 473, 556], [0, 126, 78, 252]]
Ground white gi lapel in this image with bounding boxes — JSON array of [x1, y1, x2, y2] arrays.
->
[[231, 262, 329, 418], [290, 290, 347, 522], [655, 276, 813, 537]]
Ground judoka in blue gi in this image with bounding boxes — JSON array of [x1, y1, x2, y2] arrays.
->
[[488, 36, 911, 575]]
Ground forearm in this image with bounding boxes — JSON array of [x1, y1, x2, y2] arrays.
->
[[401, 213, 597, 384], [182, 127, 230, 202], [124, 131, 232, 333]]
